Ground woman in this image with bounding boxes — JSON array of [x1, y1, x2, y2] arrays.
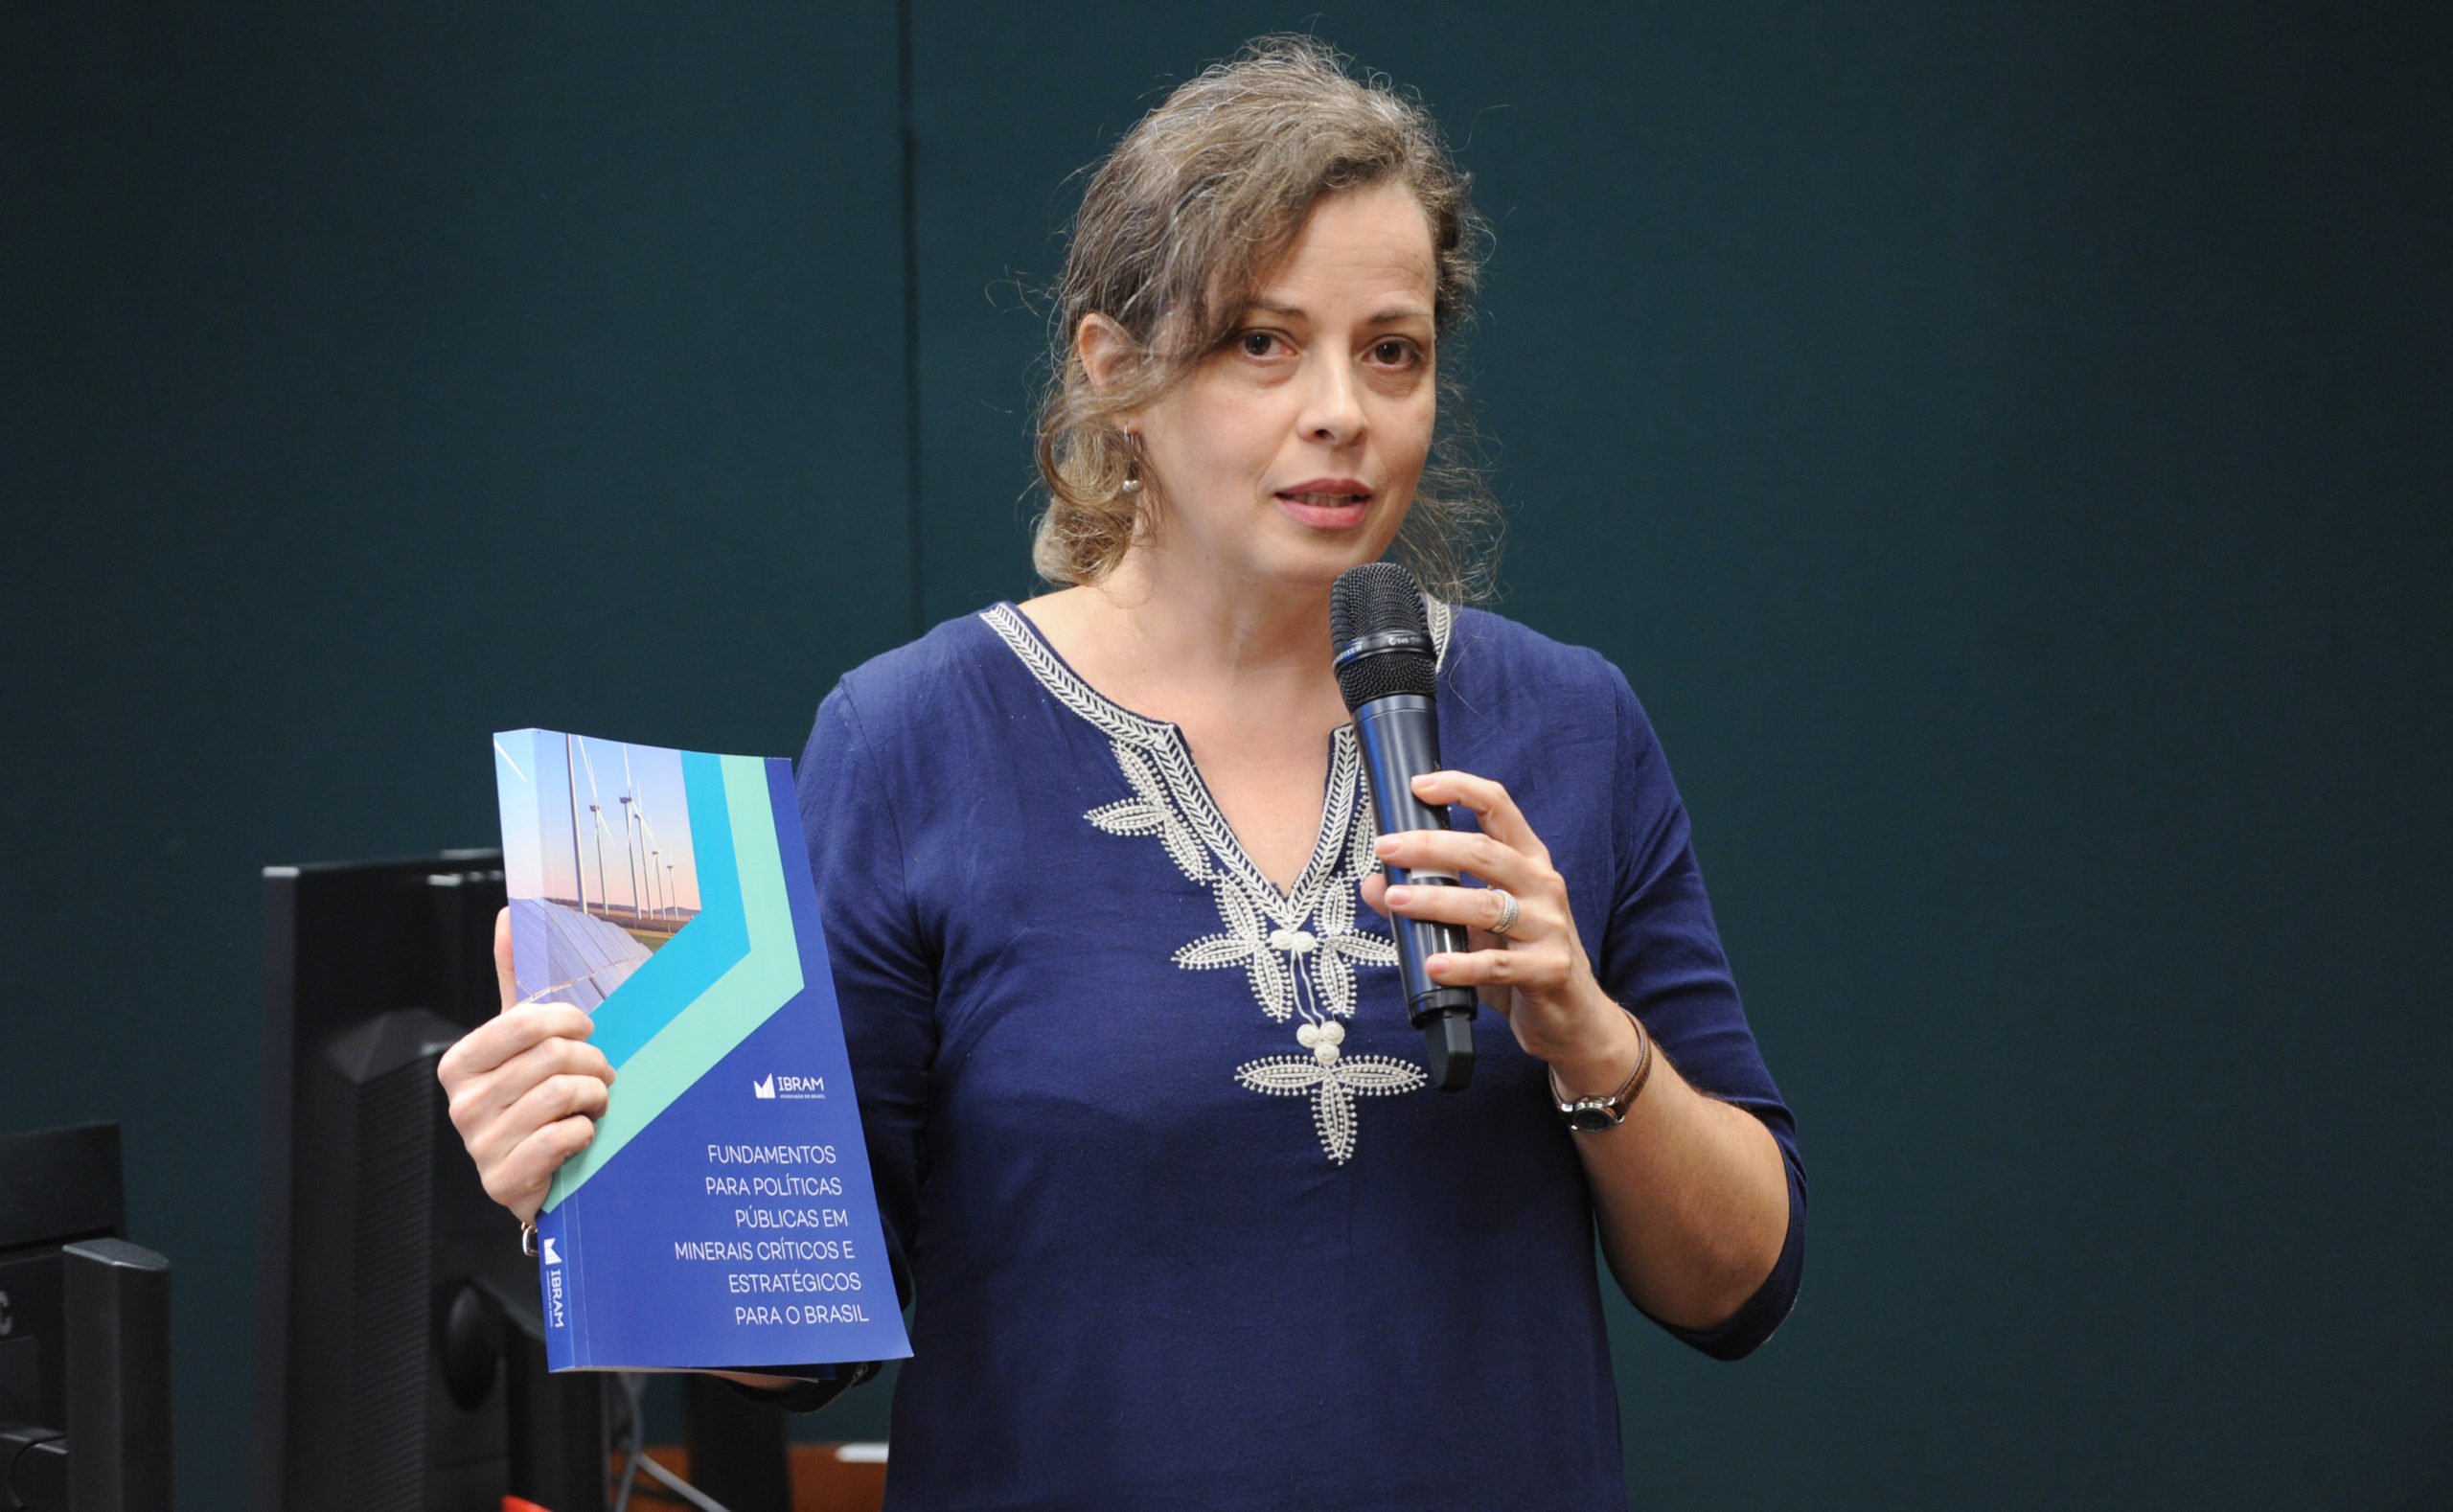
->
[[442, 36, 1802, 1509]]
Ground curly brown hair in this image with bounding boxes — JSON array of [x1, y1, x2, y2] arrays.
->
[[1032, 35, 1501, 601]]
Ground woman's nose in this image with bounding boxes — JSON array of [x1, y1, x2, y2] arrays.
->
[[1298, 355, 1365, 445]]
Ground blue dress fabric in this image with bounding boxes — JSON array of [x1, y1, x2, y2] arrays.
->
[[792, 603, 1805, 1511]]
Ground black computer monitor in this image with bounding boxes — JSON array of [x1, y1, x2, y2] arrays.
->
[[255, 851, 796, 1512], [0, 1120, 174, 1512], [254, 851, 609, 1512]]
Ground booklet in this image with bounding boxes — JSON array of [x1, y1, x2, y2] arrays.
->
[[492, 729, 912, 1373]]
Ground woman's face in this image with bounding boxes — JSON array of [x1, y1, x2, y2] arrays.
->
[[1120, 183, 1439, 596]]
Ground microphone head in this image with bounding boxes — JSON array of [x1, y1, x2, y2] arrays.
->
[[1330, 562, 1437, 711]]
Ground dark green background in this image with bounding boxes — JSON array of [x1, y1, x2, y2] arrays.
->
[[6, 5, 2446, 1507]]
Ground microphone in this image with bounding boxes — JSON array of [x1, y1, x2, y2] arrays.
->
[[1331, 562, 1477, 1091]]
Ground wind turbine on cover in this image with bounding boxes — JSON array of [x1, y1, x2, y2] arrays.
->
[[620, 745, 643, 927], [577, 738, 614, 921], [563, 732, 589, 915], [634, 804, 668, 925]]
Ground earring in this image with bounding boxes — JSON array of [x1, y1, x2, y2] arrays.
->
[[1120, 433, 1143, 495]]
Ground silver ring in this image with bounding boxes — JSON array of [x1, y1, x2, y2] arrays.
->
[[1488, 888, 1522, 937]]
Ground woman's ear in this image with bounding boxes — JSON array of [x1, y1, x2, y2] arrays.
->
[[1076, 313, 1136, 392]]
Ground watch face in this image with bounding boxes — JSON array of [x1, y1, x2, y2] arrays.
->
[[1565, 1102, 1619, 1133]]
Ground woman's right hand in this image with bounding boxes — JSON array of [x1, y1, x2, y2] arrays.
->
[[437, 907, 617, 1225]]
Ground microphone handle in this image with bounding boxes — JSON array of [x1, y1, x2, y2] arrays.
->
[[1352, 694, 1478, 1090]]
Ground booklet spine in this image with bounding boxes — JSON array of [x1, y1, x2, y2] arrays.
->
[[541, 1198, 584, 1374], [519, 731, 588, 1373]]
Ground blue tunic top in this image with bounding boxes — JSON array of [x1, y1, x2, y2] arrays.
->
[[792, 603, 1805, 1511]]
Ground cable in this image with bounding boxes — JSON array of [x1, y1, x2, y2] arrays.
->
[[608, 1373, 646, 1512], [601, 1372, 735, 1512], [633, 1454, 735, 1512]]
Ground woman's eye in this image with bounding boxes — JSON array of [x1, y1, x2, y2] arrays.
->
[[1239, 331, 1281, 357], [1371, 338, 1421, 367]]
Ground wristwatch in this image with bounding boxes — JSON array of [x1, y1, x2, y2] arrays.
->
[[1549, 1008, 1653, 1132]]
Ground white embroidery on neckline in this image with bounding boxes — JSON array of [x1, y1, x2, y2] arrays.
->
[[981, 600, 1455, 1163]]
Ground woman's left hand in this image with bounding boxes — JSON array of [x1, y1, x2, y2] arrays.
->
[[1358, 769, 1620, 1066]]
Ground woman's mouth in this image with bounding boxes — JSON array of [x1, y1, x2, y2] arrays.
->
[[1274, 480, 1373, 529]]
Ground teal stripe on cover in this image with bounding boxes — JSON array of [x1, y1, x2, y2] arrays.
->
[[542, 754, 806, 1210], [582, 749, 750, 1068]]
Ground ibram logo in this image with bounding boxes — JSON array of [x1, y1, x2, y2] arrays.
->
[[752, 1071, 825, 1101], [539, 1238, 562, 1266]]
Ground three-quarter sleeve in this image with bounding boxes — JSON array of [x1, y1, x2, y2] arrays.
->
[[1596, 666, 1807, 1361], [726, 682, 941, 1414], [795, 681, 939, 1307]]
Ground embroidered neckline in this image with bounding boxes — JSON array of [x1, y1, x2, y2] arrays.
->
[[980, 598, 1456, 1164], [979, 600, 1453, 916]]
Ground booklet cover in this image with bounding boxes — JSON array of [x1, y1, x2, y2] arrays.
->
[[492, 729, 912, 1373]]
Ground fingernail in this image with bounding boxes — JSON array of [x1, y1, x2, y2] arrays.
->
[[1374, 836, 1399, 856], [1386, 886, 1411, 905]]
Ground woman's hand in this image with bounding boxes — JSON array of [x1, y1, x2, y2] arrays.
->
[[1359, 769, 1627, 1071], [436, 908, 616, 1225], [1365, 770, 1789, 1331]]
